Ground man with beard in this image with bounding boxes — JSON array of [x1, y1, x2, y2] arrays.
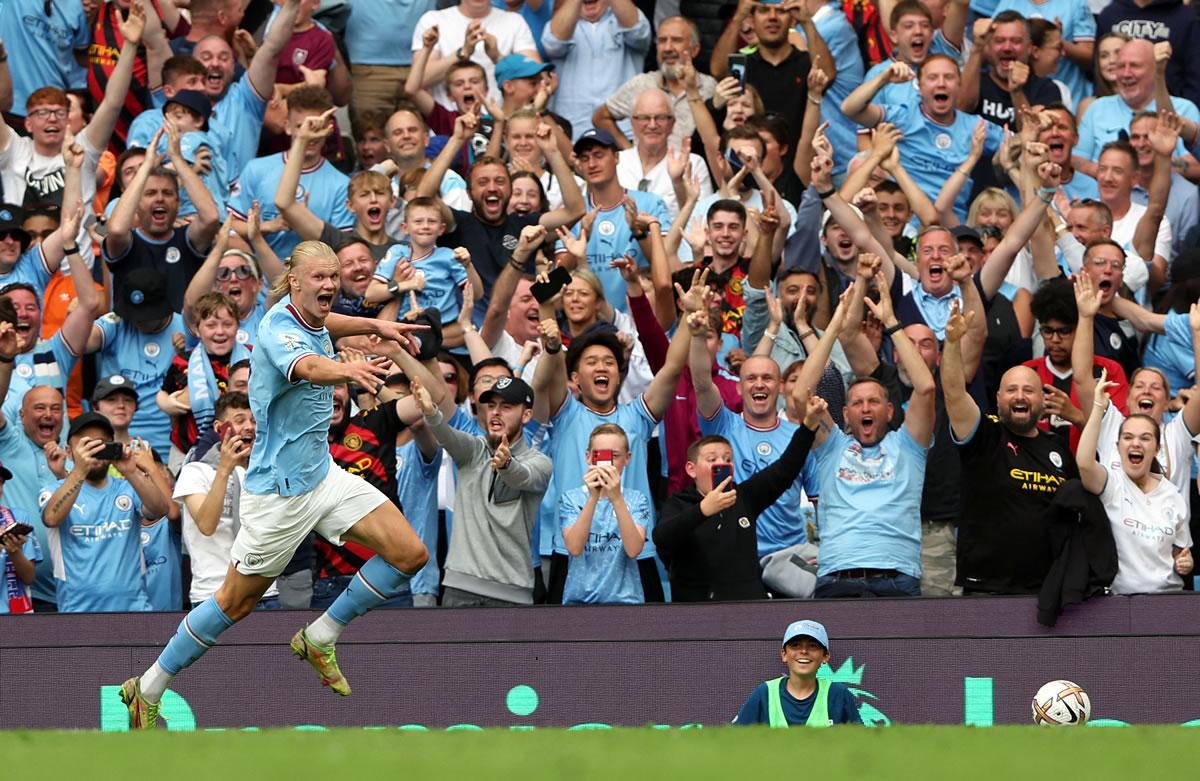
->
[[943, 302, 1079, 595], [959, 12, 1060, 129], [105, 124, 221, 314], [331, 239, 385, 320], [318, 343, 447, 609], [1023, 277, 1128, 453], [595, 17, 717, 148], [40, 411, 171, 612], [418, 112, 584, 320], [842, 55, 1003, 219], [791, 267, 937, 598], [543, 0, 651, 143], [373, 105, 471, 239], [414, 374, 551, 606]]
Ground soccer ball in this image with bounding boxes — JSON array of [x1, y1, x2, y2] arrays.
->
[[1031, 680, 1091, 726]]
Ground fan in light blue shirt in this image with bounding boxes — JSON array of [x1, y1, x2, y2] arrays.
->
[[801, 2, 865, 177], [228, 152, 355, 262], [1075, 95, 1200, 161], [559, 484, 649, 605], [0, 0, 89, 113], [993, 0, 1094, 103], [376, 244, 469, 321], [396, 438, 442, 599]]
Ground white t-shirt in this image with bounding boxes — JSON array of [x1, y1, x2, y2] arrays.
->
[[1112, 200, 1173, 267], [1099, 466, 1191, 594], [412, 6, 538, 110], [175, 460, 278, 604], [1097, 403, 1194, 512], [615, 147, 713, 220]]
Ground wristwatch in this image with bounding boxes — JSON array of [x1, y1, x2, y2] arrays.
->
[[387, 280, 402, 298]]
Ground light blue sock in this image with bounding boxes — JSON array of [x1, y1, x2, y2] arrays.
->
[[327, 557, 412, 626], [156, 596, 235, 675]]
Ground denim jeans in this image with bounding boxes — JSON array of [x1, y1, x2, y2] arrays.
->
[[814, 572, 921, 598], [309, 574, 413, 610]]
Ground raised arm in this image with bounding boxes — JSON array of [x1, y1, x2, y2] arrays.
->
[[84, 0, 146, 152], [531, 306, 567, 422], [791, 289, 851, 448], [837, 253, 882, 377], [247, 0, 301, 100], [812, 154, 897, 285], [642, 285, 702, 420], [978, 151, 1061, 300], [274, 109, 336, 241], [793, 68, 829, 184], [536, 123, 586, 230], [866, 271, 935, 445], [1134, 111, 1177, 297], [1075, 371, 1116, 495], [1183, 302, 1200, 435], [710, 0, 753, 78], [416, 112, 476, 199], [941, 300, 981, 441], [164, 118, 219, 250], [791, 1, 836, 82], [481, 225, 543, 348], [104, 131, 162, 261], [689, 306, 723, 419], [403, 26, 440, 117], [841, 61, 910, 128], [878, 139, 939, 228], [548, 0, 583, 44], [933, 120, 987, 222], [957, 19, 990, 113]]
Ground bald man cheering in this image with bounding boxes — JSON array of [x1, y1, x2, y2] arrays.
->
[[941, 303, 1079, 596]]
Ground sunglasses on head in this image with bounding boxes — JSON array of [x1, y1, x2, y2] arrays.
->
[[216, 265, 254, 281]]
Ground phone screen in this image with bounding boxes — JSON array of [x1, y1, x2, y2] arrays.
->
[[593, 449, 614, 468], [728, 54, 748, 88], [711, 463, 733, 487]]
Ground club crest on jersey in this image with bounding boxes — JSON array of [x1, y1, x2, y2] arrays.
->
[[502, 234, 519, 251], [165, 247, 181, 264], [756, 441, 772, 457], [597, 220, 616, 237], [935, 133, 952, 150], [1049, 451, 1063, 468], [115, 495, 133, 512], [144, 342, 160, 357], [237, 329, 249, 344], [16, 364, 32, 378], [292, 49, 308, 65], [1109, 332, 1122, 350], [140, 531, 151, 545], [343, 433, 363, 451], [738, 517, 750, 529]]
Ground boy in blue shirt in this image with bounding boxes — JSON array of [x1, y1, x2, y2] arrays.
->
[[40, 412, 172, 613], [559, 423, 650, 605], [734, 619, 863, 727], [156, 89, 229, 216], [368, 196, 484, 350]]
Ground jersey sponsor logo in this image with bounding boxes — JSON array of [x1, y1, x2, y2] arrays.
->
[[69, 517, 132, 541], [1008, 468, 1065, 492], [115, 494, 133, 512], [597, 219, 616, 237], [144, 342, 161, 357], [1049, 451, 1063, 468]]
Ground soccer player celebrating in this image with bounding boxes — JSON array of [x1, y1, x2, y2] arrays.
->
[[119, 240, 430, 728]]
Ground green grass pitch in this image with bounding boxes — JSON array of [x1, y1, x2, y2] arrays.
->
[[0, 726, 1191, 780]]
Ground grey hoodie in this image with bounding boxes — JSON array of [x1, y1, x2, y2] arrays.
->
[[426, 409, 552, 604]]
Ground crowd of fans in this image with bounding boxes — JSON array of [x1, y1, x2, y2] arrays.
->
[[1, 0, 1199, 615]]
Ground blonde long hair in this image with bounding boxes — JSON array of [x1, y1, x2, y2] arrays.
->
[[268, 240, 338, 300]]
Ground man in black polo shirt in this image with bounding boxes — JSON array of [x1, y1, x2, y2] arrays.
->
[[413, 113, 585, 321], [103, 125, 220, 313], [942, 303, 1079, 596]]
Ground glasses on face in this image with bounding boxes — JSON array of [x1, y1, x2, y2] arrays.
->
[[29, 107, 67, 120], [1086, 257, 1125, 271], [216, 265, 254, 281], [0, 230, 25, 243], [631, 114, 674, 125], [474, 375, 500, 389], [1039, 325, 1075, 339]]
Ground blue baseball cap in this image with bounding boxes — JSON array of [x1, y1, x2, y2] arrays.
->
[[494, 54, 553, 85], [573, 127, 620, 154], [782, 619, 829, 651]]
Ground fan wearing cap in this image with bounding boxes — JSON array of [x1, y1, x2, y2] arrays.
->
[[733, 620, 862, 726], [541, 0, 649, 146], [151, 89, 230, 217], [413, 373, 552, 606], [0, 201, 86, 301], [83, 270, 186, 460], [104, 119, 221, 315], [415, 109, 584, 322], [40, 411, 171, 613], [0, 459, 42, 615], [554, 126, 671, 311], [92, 374, 141, 449]]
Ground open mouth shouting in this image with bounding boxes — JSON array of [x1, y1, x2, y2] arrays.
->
[[365, 205, 384, 226], [1126, 445, 1146, 466], [316, 292, 335, 313], [204, 69, 225, 95], [858, 413, 877, 441], [1134, 396, 1156, 413], [592, 372, 612, 395], [909, 35, 927, 60]]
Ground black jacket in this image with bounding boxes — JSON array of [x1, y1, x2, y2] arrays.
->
[[654, 423, 816, 602], [1037, 480, 1119, 627]]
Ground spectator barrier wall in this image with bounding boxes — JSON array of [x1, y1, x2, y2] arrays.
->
[[2, 594, 1198, 729]]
